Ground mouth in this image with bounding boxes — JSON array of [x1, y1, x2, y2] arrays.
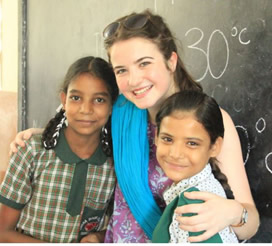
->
[[76, 120, 96, 126], [165, 161, 188, 170], [132, 85, 153, 97]]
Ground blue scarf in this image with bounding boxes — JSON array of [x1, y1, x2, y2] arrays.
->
[[111, 94, 162, 239]]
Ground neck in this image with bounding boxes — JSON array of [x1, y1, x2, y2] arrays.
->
[[148, 82, 178, 124], [63, 128, 100, 159], [147, 106, 159, 125]]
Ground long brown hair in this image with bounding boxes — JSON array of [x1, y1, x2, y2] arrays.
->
[[104, 9, 202, 92]]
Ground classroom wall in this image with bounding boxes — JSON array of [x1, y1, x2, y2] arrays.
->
[[0, 0, 19, 182], [0, 91, 17, 182], [1, 0, 18, 92], [14, 0, 272, 242]]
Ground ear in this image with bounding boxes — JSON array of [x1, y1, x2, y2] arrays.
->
[[167, 51, 178, 73], [210, 137, 223, 158], [60, 92, 67, 110]]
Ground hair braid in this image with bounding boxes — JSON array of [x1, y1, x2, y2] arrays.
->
[[210, 159, 235, 199], [101, 116, 113, 157], [42, 109, 66, 149]]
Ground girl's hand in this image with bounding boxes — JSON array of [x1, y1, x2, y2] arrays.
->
[[9, 128, 44, 155], [174, 191, 243, 243], [80, 230, 106, 243]]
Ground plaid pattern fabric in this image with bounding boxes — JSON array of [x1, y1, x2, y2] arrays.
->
[[0, 133, 116, 243]]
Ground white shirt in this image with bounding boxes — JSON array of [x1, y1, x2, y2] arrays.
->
[[163, 163, 239, 243]]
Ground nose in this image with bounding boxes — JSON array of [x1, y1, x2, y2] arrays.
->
[[128, 68, 142, 87], [80, 101, 93, 114], [169, 143, 185, 160]]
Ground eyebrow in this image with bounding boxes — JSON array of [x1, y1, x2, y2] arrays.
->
[[159, 132, 203, 142], [69, 89, 110, 97], [135, 56, 154, 64], [113, 56, 154, 71]]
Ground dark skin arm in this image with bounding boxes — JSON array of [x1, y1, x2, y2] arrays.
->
[[0, 204, 46, 243]]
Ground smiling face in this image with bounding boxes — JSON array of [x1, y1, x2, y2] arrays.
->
[[109, 37, 178, 111], [61, 73, 112, 140], [155, 112, 222, 184]]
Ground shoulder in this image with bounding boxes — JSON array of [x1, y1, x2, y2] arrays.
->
[[14, 133, 46, 159], [217, 107, 243, 165], [24, 133, 44, 151], [220, 108, 236, 129], [197, 174, 227, 198], [220, 108, 241, 139]]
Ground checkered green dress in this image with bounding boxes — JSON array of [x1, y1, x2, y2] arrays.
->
[[0, 130, 116, 242]]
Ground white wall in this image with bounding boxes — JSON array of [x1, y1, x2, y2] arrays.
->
[[1, 0, 18, 92]]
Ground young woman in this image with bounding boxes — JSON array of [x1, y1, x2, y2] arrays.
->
[[152, 90, 238, 243], [0, 56, 119, 243], [103, 9, 259, 243], [10, 10, 259, 243]]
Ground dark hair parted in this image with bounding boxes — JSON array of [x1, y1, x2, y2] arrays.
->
[[41, 56, 119, 156], [155, 90, 234, 199], [104, 9, 202, 92]]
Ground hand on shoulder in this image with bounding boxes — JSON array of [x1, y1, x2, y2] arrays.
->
[[9, 128, 44, 156]]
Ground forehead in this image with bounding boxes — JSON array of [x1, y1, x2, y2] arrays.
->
[[68, 73, 108, 93], [109, 37, 163, 64], [160, 112, 205, 133], [161, 112, 197, 126]]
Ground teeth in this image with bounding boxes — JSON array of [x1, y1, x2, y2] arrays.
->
[[133, 86, 152, 95]]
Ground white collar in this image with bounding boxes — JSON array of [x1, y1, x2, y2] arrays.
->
[[163, 163, 212, 204]]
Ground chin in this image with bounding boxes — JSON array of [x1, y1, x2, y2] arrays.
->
[[133, 100, 155, 110], [134, 104, 148, 109]]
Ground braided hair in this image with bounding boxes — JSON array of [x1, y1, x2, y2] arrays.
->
[[42, 108, 66, 149], [41, 56, 119, 156], [155, 90, 234, 199]]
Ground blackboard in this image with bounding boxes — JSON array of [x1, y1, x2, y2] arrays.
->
[[18, 0, 272, 243]]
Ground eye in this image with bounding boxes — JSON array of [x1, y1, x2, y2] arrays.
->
[[139, 61, 151, 67], [94, 97, 106, 103], [71, 95, 80, 101], [115, 68, 127, 75], [187, 141, 199, 147], [161, 136, 172, 143]]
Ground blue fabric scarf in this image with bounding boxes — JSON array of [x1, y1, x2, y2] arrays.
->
[[111, 94, 162, 239]]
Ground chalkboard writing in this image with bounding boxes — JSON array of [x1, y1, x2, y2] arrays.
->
[[19, 0, 272, 242]]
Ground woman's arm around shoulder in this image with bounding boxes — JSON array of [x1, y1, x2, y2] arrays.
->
[[174, 108, 259, 242], [9, 128, 44, 155], [217, 108, 259, 239]]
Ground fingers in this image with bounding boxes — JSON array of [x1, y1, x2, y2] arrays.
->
[[176, 214, 218, 243], [183, 191, 217, 201], [22, 128, 39, 140], [80, 231, 105, 243], [9, 140, 24, 156], [176, 211, 200, 225], [175, 202, 203, 215], [175, 212, 218, 243], [80, 234, 100, 243], [188, 229, 218, 243], [9, 130, 32, 156]]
